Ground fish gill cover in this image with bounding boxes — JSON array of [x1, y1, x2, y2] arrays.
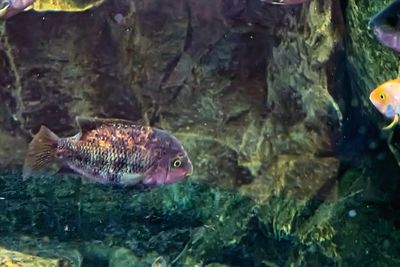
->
[[0, 0, 399, 266]]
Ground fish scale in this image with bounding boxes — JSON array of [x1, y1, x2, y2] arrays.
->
[[23, 117, 193, 186], [55, 126, 155, 184]]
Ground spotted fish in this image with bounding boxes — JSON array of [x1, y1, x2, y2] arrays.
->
[[23, 117, 193, 186]]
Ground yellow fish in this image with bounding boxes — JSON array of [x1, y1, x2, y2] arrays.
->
[[29, 0, 105, 12], [369, 79, 400, 130], [0, 0, 104, 19]]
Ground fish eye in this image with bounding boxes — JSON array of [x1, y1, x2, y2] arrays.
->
[[386, 15, 399, 27], [379, 92, 386, 100], [171, 158, 182, 168]]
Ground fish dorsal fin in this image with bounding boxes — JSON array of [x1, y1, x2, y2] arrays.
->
[[76, 117, 146, 132]]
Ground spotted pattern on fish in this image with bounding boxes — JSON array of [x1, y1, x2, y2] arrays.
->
[[23, 117, 193, 186], [56, 123, 160, 184]]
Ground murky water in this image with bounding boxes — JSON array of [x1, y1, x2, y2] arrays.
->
[[0, 0, 400, 266]]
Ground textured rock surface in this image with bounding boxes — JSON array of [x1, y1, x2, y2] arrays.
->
[[0, 169, 338, 266], [0, 0, 342, 199], [0, 246, 70, 267]]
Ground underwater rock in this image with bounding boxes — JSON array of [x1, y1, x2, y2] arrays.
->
[[108, 248, 141, 267], [0, 0, 143, 139], [0, 0, 347, 266], [0, 0, 342, 199], [0, 246, 71, 266], [109, 248, 161, 267]]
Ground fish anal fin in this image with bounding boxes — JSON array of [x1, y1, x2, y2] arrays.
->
[[383, 114, 399, 130], [23, 126, 61, 181], [120, 173, 145, 186]]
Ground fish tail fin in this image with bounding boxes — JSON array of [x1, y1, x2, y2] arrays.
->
[[23, 126, 60, 181]]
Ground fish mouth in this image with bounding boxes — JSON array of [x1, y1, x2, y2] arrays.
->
[[369, 91, 378, 107], [185, 169, 193, 177], [185, 159, 193, 176]]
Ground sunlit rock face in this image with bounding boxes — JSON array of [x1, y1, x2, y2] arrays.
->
[[0, 0, 345, 265], [1, 0, 342, 198]]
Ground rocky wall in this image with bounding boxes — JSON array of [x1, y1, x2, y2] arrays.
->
[[0, 0, 353, 266]]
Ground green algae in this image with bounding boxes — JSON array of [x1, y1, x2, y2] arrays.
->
[[0, 169, 341, 266]]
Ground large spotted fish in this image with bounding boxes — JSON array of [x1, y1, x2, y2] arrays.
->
[[23, 117, 193, 186]]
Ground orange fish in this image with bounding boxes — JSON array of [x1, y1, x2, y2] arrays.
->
[[369, 79, 400, 130]]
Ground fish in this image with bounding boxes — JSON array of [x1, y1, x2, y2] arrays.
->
[[260, 0, 308, 5], [368, 0, 400, 53], [151, 256, 167, 267], [23, 117, 193, 186], [369, 79, 400, 130], [0, 0, 106, 19], [0, 0, 35, 19], [29, 0, 105, 12]]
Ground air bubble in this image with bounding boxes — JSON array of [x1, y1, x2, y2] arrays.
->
[[348, 209, 357, 218]]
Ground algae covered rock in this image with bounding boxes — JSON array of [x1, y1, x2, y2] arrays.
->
[[0, 0, 342, 193], [0, 0, 357, 266], [0, 246, 70, 267]]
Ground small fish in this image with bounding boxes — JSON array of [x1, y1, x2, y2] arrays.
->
[[369, 0, 400, 53], [0, 0, 106, 19], [369, 79, 400, 130], [151, 256, 167, 267], [23, 117, 193, 186], [0, 0, 35, 19], [260, 0, 308, 5]]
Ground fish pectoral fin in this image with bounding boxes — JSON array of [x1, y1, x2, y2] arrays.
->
[[383, 114, 399, 130], [120, 173, 145, 186]]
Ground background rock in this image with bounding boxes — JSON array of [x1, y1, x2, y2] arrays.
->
[[0, 1, 342, 203], [3, 0, 397, 266]]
